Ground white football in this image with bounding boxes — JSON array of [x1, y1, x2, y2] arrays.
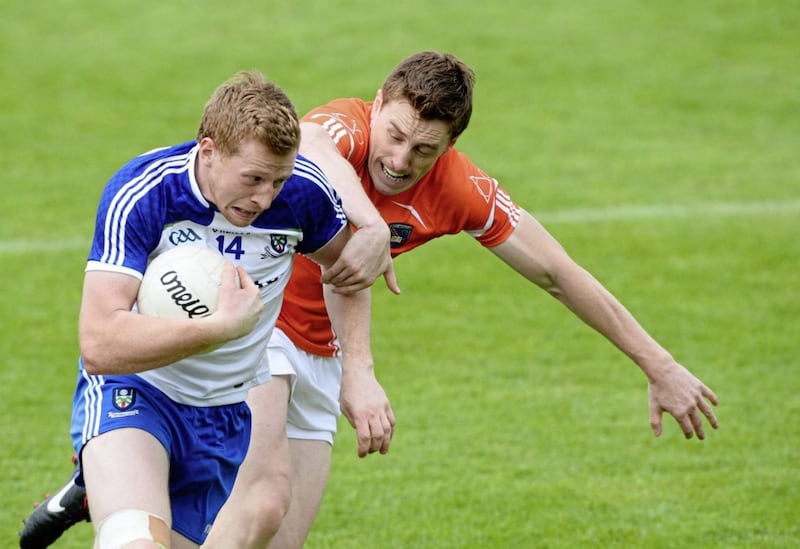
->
[[137, 245, 227, 320]]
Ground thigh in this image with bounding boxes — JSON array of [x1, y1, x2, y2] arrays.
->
[[268, 329, 342, 444], [244, 377, 292, 480], [202, 378, 293, 547], [82, 427, 170, 527]]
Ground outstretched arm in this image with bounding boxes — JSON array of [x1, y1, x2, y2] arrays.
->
[[300, 122, 400, 295], [490, 211, 719, 439]]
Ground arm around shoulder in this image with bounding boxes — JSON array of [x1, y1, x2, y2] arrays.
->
[[301, 122, 399, 294]]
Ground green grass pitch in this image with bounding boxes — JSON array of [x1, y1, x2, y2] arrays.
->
[[1, 1, 798, 547]]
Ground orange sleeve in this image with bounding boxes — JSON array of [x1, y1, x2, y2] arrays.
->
[[302, 98, 371, 168]]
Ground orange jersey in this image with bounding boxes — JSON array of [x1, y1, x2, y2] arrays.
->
[[277, 98, 521, 357]]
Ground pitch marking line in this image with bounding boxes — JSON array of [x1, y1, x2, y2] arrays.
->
[[536, 198, 800, 224], [1, 198, 799, 256]]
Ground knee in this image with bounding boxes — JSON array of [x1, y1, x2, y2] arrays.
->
[[239, 478, 292, 540], [255, 492, 291, 535], [95, 509, 170, 549]]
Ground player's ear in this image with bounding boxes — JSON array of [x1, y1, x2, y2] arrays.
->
[[371, 89, 383, 117], [197, 137, 216, 166]]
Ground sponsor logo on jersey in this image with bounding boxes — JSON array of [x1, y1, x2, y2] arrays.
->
[[113, 388, 137, 410], [389, 223, 413, 248]]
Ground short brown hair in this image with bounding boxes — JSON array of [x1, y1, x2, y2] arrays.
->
[[197, 71, 300, 156], [381, 51, 475, 139]]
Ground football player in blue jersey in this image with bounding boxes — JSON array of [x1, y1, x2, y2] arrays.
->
[[19, 71, 393, 549]]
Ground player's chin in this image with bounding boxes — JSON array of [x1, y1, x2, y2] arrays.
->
[[374, 177, 413, 196]]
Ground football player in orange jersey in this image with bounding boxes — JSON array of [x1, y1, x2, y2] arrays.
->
[[208, 51, 719, 548]]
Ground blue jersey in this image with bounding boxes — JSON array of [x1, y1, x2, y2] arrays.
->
[[84, 141, 347, 405]]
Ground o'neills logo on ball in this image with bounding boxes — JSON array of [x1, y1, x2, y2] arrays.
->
[[159, 270, 213, 318]]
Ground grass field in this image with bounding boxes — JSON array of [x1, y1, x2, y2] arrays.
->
[[2, 1, 798, 547]]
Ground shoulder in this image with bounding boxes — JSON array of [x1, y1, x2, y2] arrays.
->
[[302, 99, 370, 162], [115, 141, 196, 180], [99, 142, 197, 213], [269, 155, 343, 219], [283, 155, 338, 202], [424, 148, 494, 201], [302, 97, 369, 125]]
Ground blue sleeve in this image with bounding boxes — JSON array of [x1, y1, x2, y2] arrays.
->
[[88, 158, 169, 275], [288, 156, 348, 255]]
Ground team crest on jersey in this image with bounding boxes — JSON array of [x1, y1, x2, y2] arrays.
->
[[389, 223, 413, 248], [260, 235, 288, 258], [113, 388, 136, 410]]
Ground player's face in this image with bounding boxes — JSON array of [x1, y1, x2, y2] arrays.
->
[[368, 92, 454, 196], [197, 137, 296, 227]]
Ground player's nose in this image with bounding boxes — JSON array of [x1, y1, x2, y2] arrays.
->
[[250, 186, 277, 210], [387, 145, 412, 172]]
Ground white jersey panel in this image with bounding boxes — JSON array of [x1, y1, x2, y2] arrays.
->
[[138, 213, 299, 406]]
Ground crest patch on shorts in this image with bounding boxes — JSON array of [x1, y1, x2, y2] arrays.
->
[[113, 387, 137, 410]]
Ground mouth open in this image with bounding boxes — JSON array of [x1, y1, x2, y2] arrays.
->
[[232, 206, 259, 222], [382, 164, 410, 182]]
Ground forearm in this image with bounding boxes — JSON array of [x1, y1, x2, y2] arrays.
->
[[322, 284, 374, 372], [324, 282, 395, 456], [492, 212, 718, 438], [491, 212, 674, 380], [548, 265, 675, 380], [300, 122, 386, 232], [80, 310, 224, 374]]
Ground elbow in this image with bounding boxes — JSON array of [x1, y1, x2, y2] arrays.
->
[[79, 334, 113, 375], [535, 271, 561, 299], [80, 345, 103, 375]]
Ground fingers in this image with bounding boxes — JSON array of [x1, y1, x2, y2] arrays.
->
[[649, 398, 663, 437], [320, 259, 368, 289], [685, 389, 719, 439], [233, 265, 248, 289], [330, 280, 371, 295], [319, 260, 345, 286], [383, 263, 401, 295], [355, 409, 395, 458], [660, 396, 719, 441], [702, 385, 719, 406], [220, 262, 237, 287], [380, 406, 396, 454], [322, 256, 401, 295], [329, 268, 402, 295], [689, 410, 705, 440], [322, 263, 372, 295], [697, 397, 719, 430], [649, 372, 720, 440]]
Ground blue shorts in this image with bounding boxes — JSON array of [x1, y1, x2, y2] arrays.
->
[[70, 363, 251, 544]]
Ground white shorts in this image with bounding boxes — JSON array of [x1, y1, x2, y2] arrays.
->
[[268, 328, 342, 444]]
